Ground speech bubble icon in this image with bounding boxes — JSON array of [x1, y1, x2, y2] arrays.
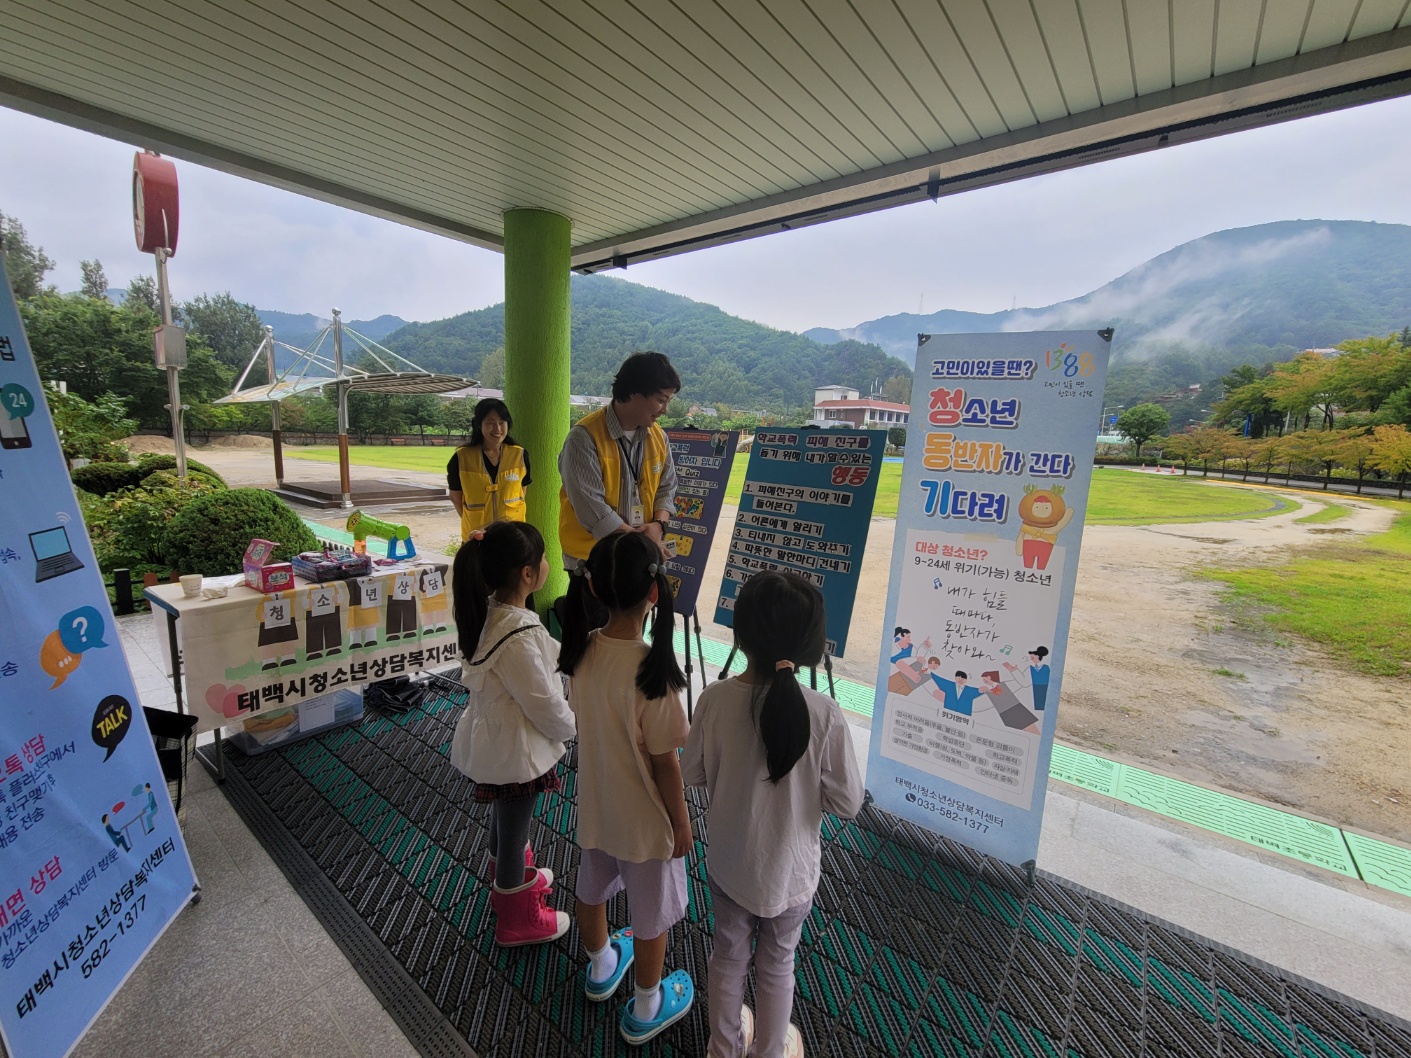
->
[[1, 383, 36, 420], [59, 605, 108, 653], [40, 630, 81, 688], [92, 694, 133, 761]]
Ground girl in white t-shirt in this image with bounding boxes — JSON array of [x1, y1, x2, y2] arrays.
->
[[683, 571, 865, 1058], [450, 521, 575, 948], [557, 530, 693, 1047]]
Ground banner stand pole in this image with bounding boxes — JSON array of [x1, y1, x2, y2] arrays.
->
[[692, 608, 708, 692], [718, 643, 739, 681], [682, 610, 695, 720], [824, 654, 837, 700]]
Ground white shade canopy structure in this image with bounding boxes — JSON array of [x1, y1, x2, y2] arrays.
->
[[2, 2, 1409, 269], [216, 312, 475, 507]]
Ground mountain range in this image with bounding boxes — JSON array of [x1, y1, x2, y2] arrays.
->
[[805, 220, 1411, 364], [381, 274, 909, 410]]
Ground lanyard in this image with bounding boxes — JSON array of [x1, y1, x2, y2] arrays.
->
[[617, 434, 643, 481]]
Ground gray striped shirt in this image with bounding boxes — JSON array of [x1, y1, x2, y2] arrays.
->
[[558, 403, 678, 564]]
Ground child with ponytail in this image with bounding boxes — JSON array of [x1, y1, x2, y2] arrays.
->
[[557, 530, 694, 1046], [683, 571, 865, 1058], [449, 521, 575, 947]]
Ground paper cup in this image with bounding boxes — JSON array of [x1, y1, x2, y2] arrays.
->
[[180, 574, 203, 597]]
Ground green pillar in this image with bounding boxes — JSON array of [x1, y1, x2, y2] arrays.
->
[[503, 208, 572, 612]]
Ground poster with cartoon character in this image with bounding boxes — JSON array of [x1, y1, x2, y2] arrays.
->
[[0, 260, 198, 1058], [866, 330, 1111, 867]]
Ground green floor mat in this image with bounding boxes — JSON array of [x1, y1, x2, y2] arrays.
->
[[1049, 745, 1359, 877], [1343, 832, 1411, 899], [206, 676, 1411, 1058]]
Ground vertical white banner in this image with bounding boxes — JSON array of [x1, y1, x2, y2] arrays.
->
[[865, 330, 1111, 867], [0, 260, 198, 1058]]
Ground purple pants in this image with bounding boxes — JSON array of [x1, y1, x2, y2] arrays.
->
[[707, 880, 811, 1058]]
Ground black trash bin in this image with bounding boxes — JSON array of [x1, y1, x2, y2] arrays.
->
[[143, 707, 199, 829]]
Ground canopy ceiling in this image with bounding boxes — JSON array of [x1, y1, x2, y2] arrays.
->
[[3, 1, 1409, 272]]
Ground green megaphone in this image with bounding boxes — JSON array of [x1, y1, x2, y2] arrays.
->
[[346, 509, 417, 560]]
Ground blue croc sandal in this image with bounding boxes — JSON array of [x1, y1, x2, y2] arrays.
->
[[619, 970, 694, 1046], [584, 928, 634, 1002]]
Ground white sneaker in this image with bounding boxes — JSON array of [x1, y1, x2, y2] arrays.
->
[[740, 1005, 755, 1052], [783, 1023, 804, 1058]]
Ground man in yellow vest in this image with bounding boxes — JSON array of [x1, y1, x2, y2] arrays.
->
[[558, 351, 680, 568]]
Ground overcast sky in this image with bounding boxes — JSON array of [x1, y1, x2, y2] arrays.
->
[[3, 94, 1410, 335]]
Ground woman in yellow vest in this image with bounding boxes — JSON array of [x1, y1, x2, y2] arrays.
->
[[449, 398, 532, 541]]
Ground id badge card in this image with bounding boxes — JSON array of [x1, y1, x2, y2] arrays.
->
[[629, 504, 645, 527]]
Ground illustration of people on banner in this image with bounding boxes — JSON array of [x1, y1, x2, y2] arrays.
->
[[866, 331, 1111, 867]]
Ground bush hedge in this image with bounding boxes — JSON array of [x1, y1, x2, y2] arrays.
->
[[71, 462, 143, 496], [141, 468, 226, 492], [88, 480, 217, 572], [160, 488, 318, 575], [135, 452, 225, 484]]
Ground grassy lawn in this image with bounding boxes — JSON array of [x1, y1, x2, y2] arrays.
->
[[290, 445, 457, 473], [1198, 502, 1411, 677], [291, 447, 1298, 524], [1084, 470, 1298, 525], [1295, 501, 1351, 524]]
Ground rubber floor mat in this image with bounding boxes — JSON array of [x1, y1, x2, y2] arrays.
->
[[204, 677, 1411, 1058]]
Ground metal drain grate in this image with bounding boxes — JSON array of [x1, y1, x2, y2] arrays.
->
[[205, 683, 1411, 1058]]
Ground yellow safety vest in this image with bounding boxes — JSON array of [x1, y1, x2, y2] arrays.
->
[[558, 408, 669, 562], [457, 444, 527, 540]]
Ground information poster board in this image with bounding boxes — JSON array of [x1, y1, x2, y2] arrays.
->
[[662, 429, 737, 614], [714, 429, 884, 657], [865, 331, 1110, 866], [0, 260, 198, 1058]]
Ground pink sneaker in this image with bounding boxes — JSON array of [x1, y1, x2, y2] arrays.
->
[[491, 872, 568, 947]]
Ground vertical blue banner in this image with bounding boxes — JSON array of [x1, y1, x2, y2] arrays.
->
[[662, 429, 737, 615], [0, 261, 198, 1058], [865, 331, 1110, 867], [714, 428, 884, 657]]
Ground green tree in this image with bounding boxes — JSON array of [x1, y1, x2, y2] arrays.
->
[[124, 275, 161, 316], [79, 259, 109, 300], [402, 394, 445, 442], [476, 346, 506, 387], [46, 388, 136, 462], [20, 293, 230, 430], [182, 292, 265, 370], [1368, 424, 1411, 497], [1115, 403, 1171, 458], [0, 210, 56, 299], [881, 376, 911, 404], [1328, 334, 1411, 414], [442, 397, 476, 439]]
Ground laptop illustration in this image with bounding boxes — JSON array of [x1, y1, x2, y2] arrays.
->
[[30, 526, 85, 582]]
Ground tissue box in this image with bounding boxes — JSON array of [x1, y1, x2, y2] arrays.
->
[[243, 538, 295, 593]]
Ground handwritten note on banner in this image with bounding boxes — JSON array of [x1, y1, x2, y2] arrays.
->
[[865, 331, 1111, 867], [714, 429, 883, 658], [0, 259, 198, 1058]]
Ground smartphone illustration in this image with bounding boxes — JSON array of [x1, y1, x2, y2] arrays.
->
[[0, 410, 32, 449]]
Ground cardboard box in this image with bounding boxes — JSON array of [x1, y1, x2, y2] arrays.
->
[[243, 538, 295, 593]]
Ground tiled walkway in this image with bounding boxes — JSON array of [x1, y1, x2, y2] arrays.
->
[[71, 613, 1411, 1058]]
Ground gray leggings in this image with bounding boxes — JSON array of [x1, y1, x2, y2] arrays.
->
[[488, 795, 536, 889]]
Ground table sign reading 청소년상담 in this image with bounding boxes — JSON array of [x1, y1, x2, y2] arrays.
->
[[661, 429, 737, 614], [714, 428, 884, 658], [865, 331, 1111, 868], [0, 258, 198, 1058]]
